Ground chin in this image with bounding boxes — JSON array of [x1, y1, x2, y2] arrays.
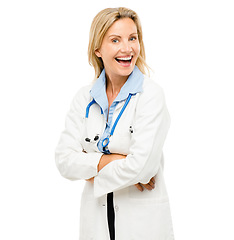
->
[[116, 66, 135, 77]]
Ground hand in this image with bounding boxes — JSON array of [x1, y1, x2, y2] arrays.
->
[[98, 153, 126, 172], [134, 176, 155, 192], [85, 154, 126, 183], [85, 177, 94, 183]]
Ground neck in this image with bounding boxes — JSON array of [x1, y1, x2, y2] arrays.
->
[[105, 73, 129, 109], [105, 74, 128, 97]]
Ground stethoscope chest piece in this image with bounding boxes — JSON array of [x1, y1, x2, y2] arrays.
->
[[102, 136, 110, 148]]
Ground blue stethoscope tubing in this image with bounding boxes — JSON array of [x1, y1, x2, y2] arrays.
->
[[85, 93, 133, 149]]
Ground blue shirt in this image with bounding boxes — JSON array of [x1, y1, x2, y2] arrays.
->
[[89, 66, 144, 154]]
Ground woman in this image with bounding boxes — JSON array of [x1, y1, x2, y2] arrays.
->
[[55, 7, 174, 240]]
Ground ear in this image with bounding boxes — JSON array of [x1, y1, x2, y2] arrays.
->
[[95, 49, 102, 58]]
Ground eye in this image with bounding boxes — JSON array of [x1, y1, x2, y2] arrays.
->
[[130, 36, 137, 41], [112, 39, 119, 43]]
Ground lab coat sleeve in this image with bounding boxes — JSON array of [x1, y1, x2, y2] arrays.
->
[[55, 88, 103, 180], [93, 83, 170, 198]]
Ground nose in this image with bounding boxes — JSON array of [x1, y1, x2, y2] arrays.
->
[[120, 40, 132, 53]]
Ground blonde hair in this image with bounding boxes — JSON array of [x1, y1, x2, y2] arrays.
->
[[88, 7, 150, 79]]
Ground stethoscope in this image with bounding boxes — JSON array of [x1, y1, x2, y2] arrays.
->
[[85, 93, 133, 150]]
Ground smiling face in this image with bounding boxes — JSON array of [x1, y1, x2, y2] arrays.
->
[[95, 18, 140, 81]]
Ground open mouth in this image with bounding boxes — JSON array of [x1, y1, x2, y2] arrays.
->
[[115, 56, 133, 66]]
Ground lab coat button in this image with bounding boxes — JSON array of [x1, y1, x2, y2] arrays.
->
[[114, 205, 119, 211]]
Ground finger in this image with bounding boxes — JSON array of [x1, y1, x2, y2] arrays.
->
[[148, 182, 155, 189], [148, 179, 155, 188], [135, 183, 144, 192], [86, 177, 94, 183], [151, 177, 155, 184], [141, 183, 152, 191], [143, 181, 155, 190]]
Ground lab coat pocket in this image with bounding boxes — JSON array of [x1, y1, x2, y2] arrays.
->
[[128, 169, 169, 204], [81, 110, 105, 153], [128, 200, 174, 240], [81, 134, 100, 153], [81, 120, 103, 153], [109, 130, 132, 155]]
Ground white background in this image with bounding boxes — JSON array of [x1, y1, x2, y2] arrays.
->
[[0, 0, 234, 239]]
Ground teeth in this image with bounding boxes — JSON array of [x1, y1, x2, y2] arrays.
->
[[116, 56, 132, 61]]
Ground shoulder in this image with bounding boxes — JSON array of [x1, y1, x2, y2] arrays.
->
[[70, 83, 93, 111], [73, 84, 92, 100], [135, 76, 169, 118], [139, 75, 166, 103]]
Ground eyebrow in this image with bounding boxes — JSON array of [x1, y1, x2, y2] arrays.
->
[[108, 33, 138, 38]]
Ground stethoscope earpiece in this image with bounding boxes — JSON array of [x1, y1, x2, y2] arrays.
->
[[94, 135, 99, 141], [85, 135, 99, 143]]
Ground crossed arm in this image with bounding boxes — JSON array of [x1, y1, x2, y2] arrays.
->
[[86, 153, 155, 192]]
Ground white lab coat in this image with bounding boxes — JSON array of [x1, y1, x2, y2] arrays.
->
[[55, 75, 174, 240]]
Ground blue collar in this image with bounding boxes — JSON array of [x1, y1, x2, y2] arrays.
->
[[90, 65, 144, 114]]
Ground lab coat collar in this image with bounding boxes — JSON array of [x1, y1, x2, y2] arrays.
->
[[89, 69, 109, 118], [90, 65, 144, 108]]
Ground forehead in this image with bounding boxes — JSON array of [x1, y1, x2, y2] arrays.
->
[[106, 18, 137, 36]]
